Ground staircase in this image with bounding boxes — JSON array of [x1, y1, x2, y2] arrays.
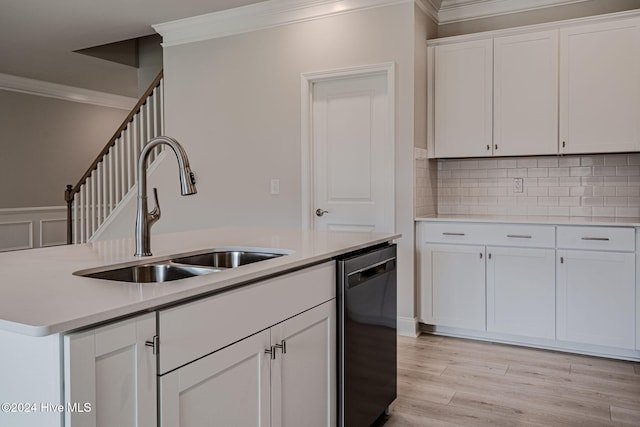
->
[[65, 71, 165, 244]]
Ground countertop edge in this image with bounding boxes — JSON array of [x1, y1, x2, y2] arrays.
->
[[415, 215, 640, 227]]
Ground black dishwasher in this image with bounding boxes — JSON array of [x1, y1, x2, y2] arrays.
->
[[337, 243, 397, 427]]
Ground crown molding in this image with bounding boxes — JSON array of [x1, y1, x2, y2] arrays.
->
[[154, 0, 419, 47], [416, 0, 442, 22], [438, 0, 591, 24], [0, 73, 136, 110]]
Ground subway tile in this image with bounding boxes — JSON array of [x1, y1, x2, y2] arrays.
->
[[440, 160, 460, 170], [628, 154, 640, 165], [486, 205, 508, 215], [477, 178, 499, 187], [477, 159, 498, 169], [558, 176, 580, 186], [538, 177, 559, 187], [451, 170, 470, 178], [592, 207, 615, 217], [616, 165, 640, 176], [527, 206, 549, 215], [628, 197, 640, 207], [528, 168, 548, 177], [558, 197, 580, 206], [488, 187, 508, 196], [461, 196, 479, 205], [549, 187, 570, 197], [468, 170, 489, 179], [497, 159, 517, 169], [570, 166, 592, 177], [593, 166, 616, 176], [582, 176, 604, 186], [460, 159, 479, 169], [559, 157, 580, 167], [438, 170, 452, 179], [615, 207, 640, 217], [469, 187, 489, 196], [548, 167, 570, 177], [507, 206, 529, 215], [451, 205, 470, 214], [487, 169, 508, 178], [570, 186, 592, 196], [438, 205, 454, 214], [517, 158, 538, 168], [593, 186, 616, 197], [603, 154, 628, 166], [570, 207, 592, 216], [469, 205, 489, 215], [581, 197, 604, 207], [507, 168, 528, 178], [437, 161, 444, 171], [461, 179, 479, 188], [498, 196, 518, 206], [604, 176, 628, 186], [628, 176, 640, 185], [478, 196, 499, 205], [581, 155, 605, 166], [617, 186, 640, 196], [538, 197, 559, 206], [528, 187, 549, 197], [604, 197, 628, 207], [516, 196, 538, 206], [449, 188, 468, 196], [548, 207, 570, 216], [538, 157, 559, 167]]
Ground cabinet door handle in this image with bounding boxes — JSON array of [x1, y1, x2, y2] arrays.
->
[[442, 232, 465, 236], [560, 256, 564, 264], [145, 335, 159, 355], [494, 144, 498, 150], [265, 346, 276, 360], [480, 252, 483, 259], [488, 253, 492, 260], [507, 234, 532, 239], [486, 145, 490, 151], [275, 340, 287, 354], [581, 237, 610, 241]]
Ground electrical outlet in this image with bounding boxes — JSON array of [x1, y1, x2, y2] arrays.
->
[[513, 178, 523, 193], [270, 179, 280, 195]]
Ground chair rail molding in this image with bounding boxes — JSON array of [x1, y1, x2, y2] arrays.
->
[[0, 73, 136, 110]]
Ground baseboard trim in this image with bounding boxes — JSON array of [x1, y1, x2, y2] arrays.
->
[[397, 317, 420, 337]]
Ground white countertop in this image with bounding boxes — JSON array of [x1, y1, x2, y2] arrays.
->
[[0, 227, 399, 337], [416, 214, 640, 227]]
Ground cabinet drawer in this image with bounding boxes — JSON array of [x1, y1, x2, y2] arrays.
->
[[158, 262, 335, 375], [557, 226, 635, 251], [422, 222, 555, 248]]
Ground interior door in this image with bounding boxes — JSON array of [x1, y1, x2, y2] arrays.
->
[[311, 72, 394, 232]]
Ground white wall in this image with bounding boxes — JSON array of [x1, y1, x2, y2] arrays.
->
[[99, 2, 426, 335]]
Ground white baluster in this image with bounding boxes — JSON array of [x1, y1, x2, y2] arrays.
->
[[159, 78, 165, 134], [108, 146, 114, 214], [96, 164, 102, 228], [91, 173, 97, 236]]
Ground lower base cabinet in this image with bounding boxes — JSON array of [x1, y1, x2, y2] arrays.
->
[[159, 300, 336, 427], [64, 313, 157, 427], [557, 250, 635, 349]]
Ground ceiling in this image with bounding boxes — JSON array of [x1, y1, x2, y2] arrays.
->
[[0, 0, 266, 96]]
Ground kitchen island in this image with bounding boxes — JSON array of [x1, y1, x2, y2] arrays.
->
[[0, 226, 399, 427]]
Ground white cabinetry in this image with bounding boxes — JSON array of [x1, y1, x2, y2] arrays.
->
[[559, 18, 640, 154], [420, 223, 556, 338], [494, 31, 558, 156], [64, 313, 157, 427], [158, 262, 336, 427], [433, 39, 493, 158], [557, 227, 636, 349]]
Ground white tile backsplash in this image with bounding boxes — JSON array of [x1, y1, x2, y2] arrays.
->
[[436, 154, 640, 218]]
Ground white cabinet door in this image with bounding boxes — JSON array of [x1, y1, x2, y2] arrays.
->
[[421, 243, 486, 330], [64, 313, 157, 427], [434, 39, 493, 158], [494, 30, 558, 156], [486, 247, 556, 339], [557, 250, 635, 349], [559, 18, 640, 154], [272, 301, 336, 427], [159, 329, 271, 427]]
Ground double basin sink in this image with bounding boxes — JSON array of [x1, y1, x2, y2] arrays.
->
[[76, 250, 286, 283]]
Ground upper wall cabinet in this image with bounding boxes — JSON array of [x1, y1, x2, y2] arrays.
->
[[494, 31, 558, 156], [433, 39, 493, 158], [428, 13, 640, 158], [559, 18, 640, 154]]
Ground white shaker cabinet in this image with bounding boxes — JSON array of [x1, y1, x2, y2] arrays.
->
[[557, 226, 636, 350], [64, 313, 157, 427], [159, 301, 336, 427], [421, 243, 486, 331], [493, 30, 558, 156], [433, 39, 493, 158], [486, 246, 556, 339], [559, 18, 640, 154]]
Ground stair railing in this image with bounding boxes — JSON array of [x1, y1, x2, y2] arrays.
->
[[65, 71, 164, 244]]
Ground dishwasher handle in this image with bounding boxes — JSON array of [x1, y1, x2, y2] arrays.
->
[[347, 257, 396, 289]]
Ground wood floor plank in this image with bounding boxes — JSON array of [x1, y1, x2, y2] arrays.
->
[[384, 334, 640, 427]]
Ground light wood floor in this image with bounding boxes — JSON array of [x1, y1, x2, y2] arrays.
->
[[376, 334, 640, 427]]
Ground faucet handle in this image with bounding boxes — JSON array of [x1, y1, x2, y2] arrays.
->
[[149, 187, 161, 225]]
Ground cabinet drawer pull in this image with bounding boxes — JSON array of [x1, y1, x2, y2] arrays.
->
[[265, 346, 276, 360], [507, 234, 532, 239], [581, 237, 610, 241], [275, 340, 287, 354], [442, 232, 465, 236]]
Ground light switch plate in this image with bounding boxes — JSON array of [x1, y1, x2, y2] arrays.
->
[[270, 179, 280, 195], [513, 178, 523, 193]]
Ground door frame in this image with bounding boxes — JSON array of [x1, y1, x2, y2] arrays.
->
[[300, 62, 396, 229]]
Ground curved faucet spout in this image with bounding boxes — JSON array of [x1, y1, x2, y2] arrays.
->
[[135, 136, 197, 257]]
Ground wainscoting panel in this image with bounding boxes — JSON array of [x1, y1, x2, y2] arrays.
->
[[0, 207, 66, 252]]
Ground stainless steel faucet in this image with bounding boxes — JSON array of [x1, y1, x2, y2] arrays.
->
[[135, 136, 197, 256]]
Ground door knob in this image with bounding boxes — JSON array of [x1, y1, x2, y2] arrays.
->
[[315, 209, 329, 217]]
